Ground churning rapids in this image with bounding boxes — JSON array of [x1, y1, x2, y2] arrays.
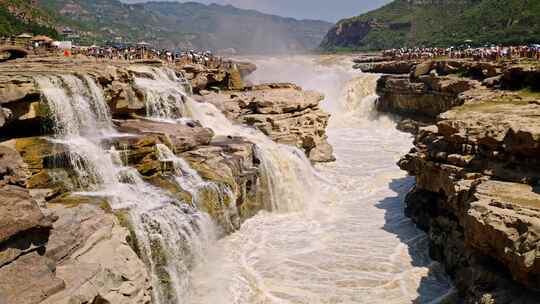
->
[[34, 55, 452, 304], [188, 56, 453, 303]]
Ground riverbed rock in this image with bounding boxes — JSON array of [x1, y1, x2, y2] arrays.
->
[[397, 86, 540, 302], [0, 57, 333, 303], [41, 203, 152, 304], [375, 74, 479, 119], [117, 119, 214, 153], [354, 60, 417, 74], [201, 83, 335, 162]]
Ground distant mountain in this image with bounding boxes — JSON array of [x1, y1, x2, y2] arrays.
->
[[320, 0, 540, 51], [30, 0, 332, 53]]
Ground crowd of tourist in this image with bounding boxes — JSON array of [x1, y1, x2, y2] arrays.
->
[[1, 33, 227, 68], [383, 45, 540, 61], [77, 45, 224, 68]]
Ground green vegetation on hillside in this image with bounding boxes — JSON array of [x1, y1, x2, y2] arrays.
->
[[0, 0, 58, 38], [321, 0, 540, 51], [32, 0, 332, 52]]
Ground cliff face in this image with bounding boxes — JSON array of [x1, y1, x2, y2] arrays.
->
[[321, 0, 540, 51], [373, 59, 540, 302], [0, 58, 332, 303]]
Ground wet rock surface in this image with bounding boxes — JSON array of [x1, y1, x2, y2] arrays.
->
[[372, 59, 540, 303]]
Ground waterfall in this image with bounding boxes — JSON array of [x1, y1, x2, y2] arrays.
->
[[35, 65, 323, 304], [134, 66, 322, 212], [35, 73, 215, 304], [156, 143, 240, 232], [131, 66, 191, 120], [186, 98, 320, 212]]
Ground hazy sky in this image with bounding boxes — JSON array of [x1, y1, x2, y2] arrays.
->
[[122, 0, 392, 22]]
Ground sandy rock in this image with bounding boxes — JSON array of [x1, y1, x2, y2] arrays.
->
[[202, 84, 335, 162], [117, 119, 214, 153], [376, 74, 478, 119], [42, 203, 152, 304], [397, 85, 540, 301], [0, 252, 65, 304]]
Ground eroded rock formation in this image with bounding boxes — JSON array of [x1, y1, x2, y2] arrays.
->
[[0, 58, 332, 303], [372, 59, 540, 303], [200, 83, 335, 162]]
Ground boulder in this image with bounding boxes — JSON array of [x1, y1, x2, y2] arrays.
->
[[376, 74, 478, 119], [117, 119, 214, 153], [0, 145, 29, 187], [0, 252, 65, 304], [0, 75, 39, 105], [354, 60, 417, 74], [41, 203, 152, 304], [0, 185, 51, 244], [182, 137, 262, 228]]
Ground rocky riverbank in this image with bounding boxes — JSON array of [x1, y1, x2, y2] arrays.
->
[[367, 58, 540, 303], [0, 57, 333, 304]]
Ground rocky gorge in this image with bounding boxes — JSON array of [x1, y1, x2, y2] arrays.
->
[[3, 51, 539, 304], [0, 57, 333, 304], [363, 58, 540, 303]]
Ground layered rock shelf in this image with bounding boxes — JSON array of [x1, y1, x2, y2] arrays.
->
[[0, 58, 333, 303], [369, 58, 540, 303], [199, 83, 334, 162]]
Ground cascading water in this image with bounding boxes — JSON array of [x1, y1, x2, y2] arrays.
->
[[187, 56, 454, 304], [156, 143, 240, 233], [36, 66, 321, 304], [131, 66, 191, 120], [35, 56, 453, 304], [184, 98, 322, 212], [35, 73, 216, 304], [134, 66, 323, 213]]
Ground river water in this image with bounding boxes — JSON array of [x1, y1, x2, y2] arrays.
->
[[34, 55, 452, 304], [188, 56, 453, 304]]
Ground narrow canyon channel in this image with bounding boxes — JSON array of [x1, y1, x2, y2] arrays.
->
[[188, 56, 453, 303], [1, 55, 455, 304]]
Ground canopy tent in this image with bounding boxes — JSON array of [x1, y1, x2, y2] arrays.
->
[[31, 35, 53, 43]]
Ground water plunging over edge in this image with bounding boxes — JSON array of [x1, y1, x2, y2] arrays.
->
[[35, 65, 325, 304], [35, 73, 217, 304], [133, 65, 324, 214], [185, 56, 454, 304]]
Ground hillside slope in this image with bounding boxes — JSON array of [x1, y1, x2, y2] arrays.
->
[[321, 0, 540, 51], [34, 0, 332, 53], [0, 0, 58, 38]]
